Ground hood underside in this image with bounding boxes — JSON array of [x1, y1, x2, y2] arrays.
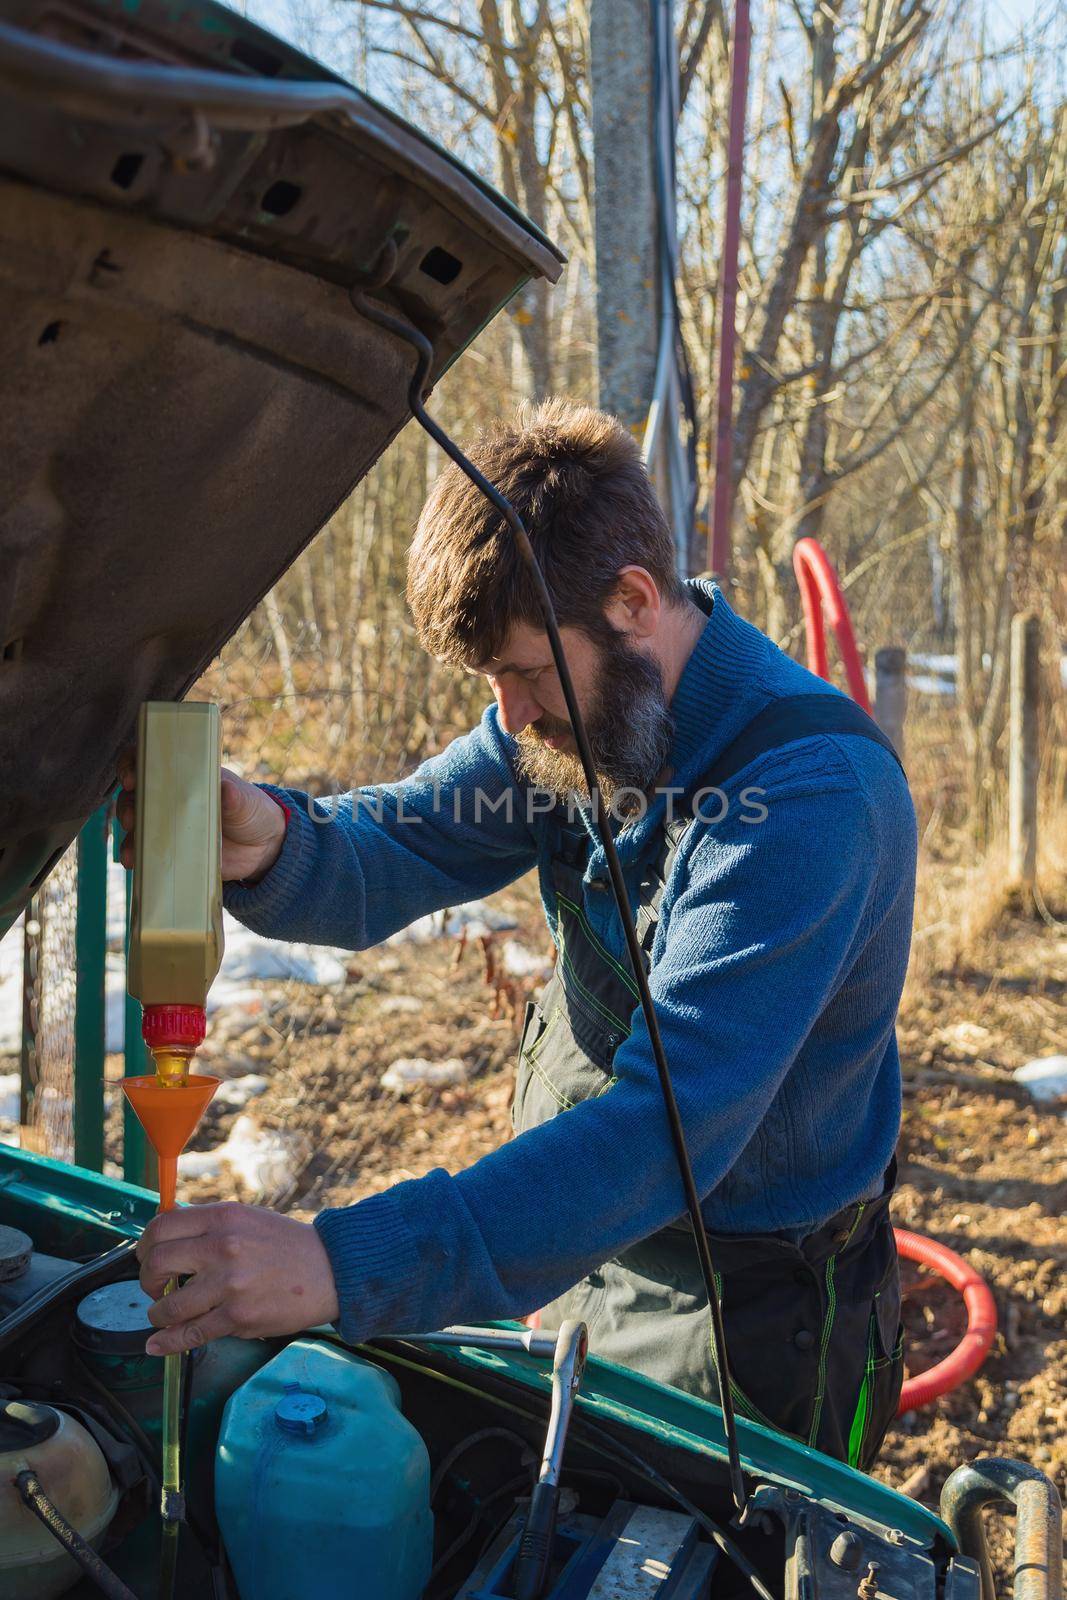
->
[[0, 0, 563, 935]]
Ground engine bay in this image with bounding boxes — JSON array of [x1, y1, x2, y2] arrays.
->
[[0, 1203, 980, 1600]]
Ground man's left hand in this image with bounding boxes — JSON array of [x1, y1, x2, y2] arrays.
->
[[137, 1203, 340, 1356]]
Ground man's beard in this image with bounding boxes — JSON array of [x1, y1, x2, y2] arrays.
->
[[514, 632, 674, 815]]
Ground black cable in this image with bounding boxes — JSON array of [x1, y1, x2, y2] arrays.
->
[[350, 275, 748, 1517], [15, 1469, 139, 1600], [68, 1348, 226, 1584], [428, 1470, 530, 1586], [0, 1240, 138, 1355], [69, 1350, 162, 1493], [430, 1425, 530, 1502]]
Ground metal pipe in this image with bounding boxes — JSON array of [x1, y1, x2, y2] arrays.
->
[[513, 1322, 588, 1600], [403, 1326, 562, 1359], [708, 0, 752, 579], [15, 1470, 137, 1600], [539, 1321, 587, 1489], [0, 19, 366, 130], [941, 1458, 1063, 1600]]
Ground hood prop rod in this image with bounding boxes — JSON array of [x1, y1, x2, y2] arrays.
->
[[350, 263, 747, 1519]]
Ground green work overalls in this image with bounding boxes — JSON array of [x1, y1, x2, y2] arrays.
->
[[514, 694, 906, 1471]]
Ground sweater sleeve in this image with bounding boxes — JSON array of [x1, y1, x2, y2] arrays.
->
[[222, 704, 537, 949], [314, 768, 899, 1340]]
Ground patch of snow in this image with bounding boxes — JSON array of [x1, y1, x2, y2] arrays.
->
[[387, 900, 518, 945], [0, 919, 23, 1055], [1014, 1056, 1067, 1104], [908, 675, 955, 697], [380, 1057, 470, 1094], [944, 1021, 992, 1053], [0, 1072, 19, 1122], [205, 984, 270, 1021], [378, 996, 424, 1015], [179, 1113, 303, 1199], [213, 1074, 270, 1109], [220, 919, 348, 986], [500, 940, 552, 980]]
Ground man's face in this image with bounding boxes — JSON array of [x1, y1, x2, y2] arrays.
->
[[472, 619, 674, 805]]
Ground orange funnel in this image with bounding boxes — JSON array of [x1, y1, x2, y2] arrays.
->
[[122, 1074, 219, 1211]]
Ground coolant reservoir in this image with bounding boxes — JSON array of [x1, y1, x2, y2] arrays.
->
[[127, 700, 224, 1018], [0, 1400, 119, 1600], [215, 1339, 433, 1600]]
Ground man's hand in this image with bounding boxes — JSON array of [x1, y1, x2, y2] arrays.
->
[[117, 753, 288, 884], [137, 1203, 340, 1355]]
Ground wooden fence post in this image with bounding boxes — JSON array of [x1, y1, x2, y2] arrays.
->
[[874, 646, 907, 759], [1008, 611, 1040, 893]]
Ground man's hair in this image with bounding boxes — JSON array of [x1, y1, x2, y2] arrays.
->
[[406, 398, 685, 664]]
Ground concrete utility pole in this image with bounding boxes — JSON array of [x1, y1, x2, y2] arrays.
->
[[590, 0, 659, 434], [1008, 611, 1040, 893], [874, 646, 908, 759]]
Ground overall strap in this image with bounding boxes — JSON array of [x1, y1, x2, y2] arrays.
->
[[634, 694, 904, 957]]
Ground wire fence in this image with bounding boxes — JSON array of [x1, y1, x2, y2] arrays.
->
[[19, 850, 78, 1162]]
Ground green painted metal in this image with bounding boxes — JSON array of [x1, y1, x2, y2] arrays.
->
[[18, 893, 40, 1125], [0, 1142, 955, 1556], [113, 813, 156, 1189], [0, 1143, 154, 1255], [74, 804, 109, 1172]]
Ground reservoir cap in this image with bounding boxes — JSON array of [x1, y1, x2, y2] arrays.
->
[[76, 1281, 155, 1354], [0, 1225, 32, 1283], [0, 1400, 60, 1451], [275, 1384, 327, 1436]]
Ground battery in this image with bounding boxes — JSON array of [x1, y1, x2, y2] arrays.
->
[[458, 1500, 717, 1598]]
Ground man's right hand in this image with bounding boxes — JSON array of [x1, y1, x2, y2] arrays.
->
[[116, 753, 288, 885]]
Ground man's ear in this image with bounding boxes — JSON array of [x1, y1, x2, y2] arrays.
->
[[605, 567, 661, 639]]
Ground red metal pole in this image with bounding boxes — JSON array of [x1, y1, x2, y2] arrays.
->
[[708, 0, 752, 579]]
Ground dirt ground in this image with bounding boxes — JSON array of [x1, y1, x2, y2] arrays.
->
[[129, 874, 1065, 1573]]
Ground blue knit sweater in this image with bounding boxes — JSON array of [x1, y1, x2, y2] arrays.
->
[[224, 583, 916, 1343]]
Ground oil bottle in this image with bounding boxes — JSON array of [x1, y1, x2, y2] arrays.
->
[[123, 699, 225, 1597], [127, 700, 224, 1083]]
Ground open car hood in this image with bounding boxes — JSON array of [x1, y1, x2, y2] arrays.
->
[[0, 0, 563, 936]]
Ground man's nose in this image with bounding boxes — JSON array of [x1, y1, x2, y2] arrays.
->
[[492, 677, 539, 737]]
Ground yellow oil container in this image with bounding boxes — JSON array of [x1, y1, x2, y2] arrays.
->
[[127, 702, 224, 1057]]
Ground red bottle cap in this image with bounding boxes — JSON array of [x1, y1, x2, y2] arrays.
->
[[141, 1004, 207, 1051]]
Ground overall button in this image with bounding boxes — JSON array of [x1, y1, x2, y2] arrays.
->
[[793, 1329, 816, 1351]]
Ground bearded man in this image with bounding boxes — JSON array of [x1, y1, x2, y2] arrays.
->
[[123, 400, 916, 1470]]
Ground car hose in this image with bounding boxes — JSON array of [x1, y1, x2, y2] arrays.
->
[[0, 1240, 138, 1355], [895, 1229, 997, 1412], [350, 252, 748, 1519], [15, 1469, 138, 1600]]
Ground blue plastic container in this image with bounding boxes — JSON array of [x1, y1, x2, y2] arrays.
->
[[215, 1338, 433, 1600]]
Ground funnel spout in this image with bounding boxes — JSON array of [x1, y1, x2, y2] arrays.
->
[[122, 1074, 219, 1211]]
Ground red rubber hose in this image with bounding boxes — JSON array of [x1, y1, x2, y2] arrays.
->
[[789, 550, 997, 1415], [894, 1228, 998, 1413], [791, 538, 872, 712]]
